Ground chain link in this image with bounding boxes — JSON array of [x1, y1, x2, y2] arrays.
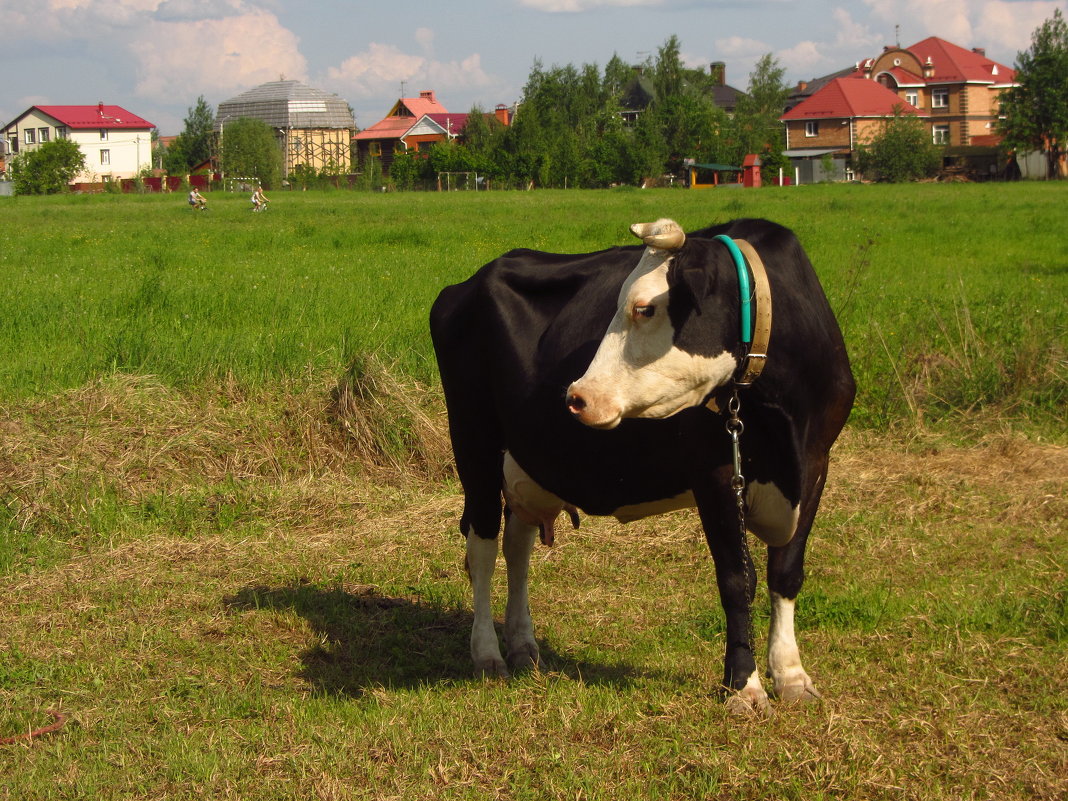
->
[[725, 389, 755, 656]]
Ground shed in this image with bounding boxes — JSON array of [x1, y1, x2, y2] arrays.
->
[[215, 80, 355, 178]]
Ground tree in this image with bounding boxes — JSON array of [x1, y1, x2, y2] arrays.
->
[[998, 9, 1068, 179], [218, 117, 282, 188], [9, 138, 86, 194], [164, 96, 215, 174], [729, 54, 790, 164], [854, 106, 941, 182]]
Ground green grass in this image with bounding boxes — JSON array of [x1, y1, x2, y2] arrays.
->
[[0, 185, 1065, 799], [1, 184, 1065, 432]]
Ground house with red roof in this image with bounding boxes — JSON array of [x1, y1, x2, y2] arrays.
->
[[782, 37, 1016, 180], [353, 90, 510, 175], [2, 103, 155, 183], [354, 90, 450, 173]]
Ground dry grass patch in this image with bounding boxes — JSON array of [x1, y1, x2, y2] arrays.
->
[[0, 376, 1065, 799]]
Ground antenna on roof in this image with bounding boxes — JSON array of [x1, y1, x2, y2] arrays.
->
[[895, 24, 900, 48], [400, 80, 407, 98]]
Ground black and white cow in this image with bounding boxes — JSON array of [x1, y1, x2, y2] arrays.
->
[[429, 217, 855, 712]]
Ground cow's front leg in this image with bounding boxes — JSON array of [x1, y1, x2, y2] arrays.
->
[[466, 532, 507, 677], [502, 511, 539, 672], [695, 477, 769, 715]]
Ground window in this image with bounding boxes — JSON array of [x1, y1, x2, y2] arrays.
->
[[805, 121, 819, 137], [932, 125, 950, 145], [905, 90, 918, 107], [38, 127, 49, 143], [24, 128, 36, 145], [932, 88, 949, 109], [368, 142, 381, 157], [100, 149, 110, 165], [56, 126, 68, 139], [100, 128, 109, 141]]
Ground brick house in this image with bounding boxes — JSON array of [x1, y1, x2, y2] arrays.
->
[[782, 37, 1016, 179]]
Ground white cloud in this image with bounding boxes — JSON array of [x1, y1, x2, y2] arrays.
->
[[415, 26, 435, 53], [829, 7, 881, 50], [777, 41, 826, 74], [324, 43, 494, 100], [972, 1, 1065, 61], [518, 0, 666, 11], [713, 35, 771, 59], [863, 0, 974, 44], [130, 9, 307, 98]]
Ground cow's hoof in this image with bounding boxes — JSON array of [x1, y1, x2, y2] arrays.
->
[[770, 668, 822, 703], [725, 686, 771, 717], [506, 643, 540, 674], [473, 657, 510, 679], [774, 678, 822, 704]]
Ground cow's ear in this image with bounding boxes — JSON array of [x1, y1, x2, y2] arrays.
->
[[667, 246, 708, 308]]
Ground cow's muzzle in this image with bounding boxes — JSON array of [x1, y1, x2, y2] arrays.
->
[[566, 387, 621, 429]]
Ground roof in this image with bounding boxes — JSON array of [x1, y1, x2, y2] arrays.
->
[[25, 104, 154, 130], [386, 91, 447, 120], [216, 80, 354, 130], [906, 37, 1016, 84], [424, 113, 469, 135], [355, 92, 452, 141], [781, 77, 924, 121], [786, 65, 860, 111], [354, 116, 417, 141]]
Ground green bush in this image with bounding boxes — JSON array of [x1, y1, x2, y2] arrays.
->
[[9, 138, 86, 194], [854, 106, 942, 182]]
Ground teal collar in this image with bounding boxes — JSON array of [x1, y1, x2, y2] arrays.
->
[[713, 234, 752, 345]]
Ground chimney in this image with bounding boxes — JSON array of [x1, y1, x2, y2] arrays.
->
[[923, 56, 935, 78], [98, 101, 104, 116], [419, 90, 436, 103], [494, 104, 511, 126], [972, 47, 986, 56], [710, 61, 726, 86], [796, 80, 808, 93]]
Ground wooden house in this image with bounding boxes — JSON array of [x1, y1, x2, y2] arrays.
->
[[354, 92, 511, 175]]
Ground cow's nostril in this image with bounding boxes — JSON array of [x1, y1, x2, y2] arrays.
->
[[567, 394, 586, 415]]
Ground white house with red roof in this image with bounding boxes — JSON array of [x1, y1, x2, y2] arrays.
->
[[782, 36, 1016, 180], [3, 103, 155, 183]]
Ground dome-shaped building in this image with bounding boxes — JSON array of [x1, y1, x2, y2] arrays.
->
[[215, 80, 355, 177]]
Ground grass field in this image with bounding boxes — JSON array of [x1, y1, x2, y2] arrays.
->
[[0, 184, 1065, 799]]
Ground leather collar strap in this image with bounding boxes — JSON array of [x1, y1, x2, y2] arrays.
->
[[712, 235, 772, 387]]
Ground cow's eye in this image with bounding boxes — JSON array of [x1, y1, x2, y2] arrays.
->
[[633, 304, 656, 320]]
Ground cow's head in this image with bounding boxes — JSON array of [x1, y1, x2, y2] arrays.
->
[[566, 218, 738, 429]]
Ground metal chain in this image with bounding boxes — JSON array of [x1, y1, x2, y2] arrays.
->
[[725, 389, 756, 655]]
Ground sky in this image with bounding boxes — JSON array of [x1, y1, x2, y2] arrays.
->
[[2, 0, 1065, 135]]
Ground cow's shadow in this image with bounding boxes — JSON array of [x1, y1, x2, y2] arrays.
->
[[225, 581, 673, 697]]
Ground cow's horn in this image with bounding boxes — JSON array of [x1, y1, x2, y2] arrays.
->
[[630, 219, 686, 251]]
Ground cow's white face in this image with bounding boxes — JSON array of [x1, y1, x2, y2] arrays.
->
[[566, 219, 736, 429]]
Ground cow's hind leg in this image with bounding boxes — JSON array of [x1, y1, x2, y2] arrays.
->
[[765, 463, 829, 703], [466, 532, 508, 677], [502, 510, 540, 672]]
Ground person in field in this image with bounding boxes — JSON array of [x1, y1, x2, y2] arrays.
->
[[251, 186, 269, 212], [188, 187, 207, 210]]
